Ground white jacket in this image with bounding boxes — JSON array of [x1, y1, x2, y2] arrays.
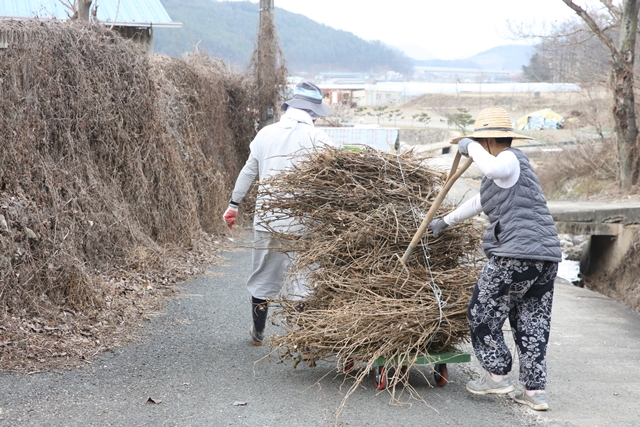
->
[[230, 108, 337, 232]]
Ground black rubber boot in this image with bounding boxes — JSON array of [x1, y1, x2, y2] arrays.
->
[[250, 296, 268, 346]]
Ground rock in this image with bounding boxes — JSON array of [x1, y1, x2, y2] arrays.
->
[[25, 227, 38, 241], [572, 235, 589, 246], [565, 240, 588, 261], [558, 233, 588, 261]]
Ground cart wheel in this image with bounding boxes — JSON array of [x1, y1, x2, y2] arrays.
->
[[343, 358, 354, 373], [434, 363, 448, 387], [373, 366, 387, 390]]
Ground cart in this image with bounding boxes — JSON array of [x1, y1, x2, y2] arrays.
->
[[333, 151, 475, 391], [368, 350, 471, 390]]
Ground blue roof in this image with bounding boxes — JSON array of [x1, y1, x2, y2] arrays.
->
[[0, 0, 181, 28]]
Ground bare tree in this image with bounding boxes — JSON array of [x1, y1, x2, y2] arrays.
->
[[561, 0, 640, 187], [522, 18, 611, 85], [59, 0, 96, 21], [322, 103, 355, 127]]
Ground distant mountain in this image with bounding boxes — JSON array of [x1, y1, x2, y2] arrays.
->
[[396, 44, 436, 61], [415, 58, 483, 69], [415, 45, 533, 71], [154, 0, 414, 76], [470, 45, 534, 71]]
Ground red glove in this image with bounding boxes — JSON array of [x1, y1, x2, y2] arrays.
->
[[223, 205, 238, 229]]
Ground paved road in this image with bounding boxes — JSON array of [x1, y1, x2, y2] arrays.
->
[[1, 231, 639, 427]]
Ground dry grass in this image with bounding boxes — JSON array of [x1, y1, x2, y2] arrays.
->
[[0, 20, 264, 372], [536, 139, 619, 200], [247, 6, 289, 125]]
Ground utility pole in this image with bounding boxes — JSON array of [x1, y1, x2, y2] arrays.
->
[[257, 0, 276, 130]]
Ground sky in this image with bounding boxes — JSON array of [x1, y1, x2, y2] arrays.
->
[[234, 0, 602, 60]]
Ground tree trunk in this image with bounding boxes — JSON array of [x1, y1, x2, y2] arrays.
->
[[561, 0, 640, 187], [613, 0, 640, 187], [78, 0, 92, 21]]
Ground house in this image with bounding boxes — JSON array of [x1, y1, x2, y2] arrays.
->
[[0, 0, 181, 54], [317, 81, 367, 108]]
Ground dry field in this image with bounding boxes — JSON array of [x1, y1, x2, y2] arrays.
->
[[342, 89, 612, 146], [401, 89, 611, 134]]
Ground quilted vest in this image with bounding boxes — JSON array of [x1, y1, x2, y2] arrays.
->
[[479, 148, 562, 262]]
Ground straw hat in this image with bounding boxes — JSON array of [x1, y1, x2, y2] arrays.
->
[[450, 106, 533, 144], [281, 80, 331, 117]]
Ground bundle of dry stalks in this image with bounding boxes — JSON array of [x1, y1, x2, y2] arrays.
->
[[257, 147, 482, 407], [0, 20, 259, 371]]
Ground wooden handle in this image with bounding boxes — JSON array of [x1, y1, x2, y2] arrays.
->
[[400, 153, 473, 265]]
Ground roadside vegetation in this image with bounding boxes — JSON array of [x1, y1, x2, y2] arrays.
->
[[0, 20, 261, 372]]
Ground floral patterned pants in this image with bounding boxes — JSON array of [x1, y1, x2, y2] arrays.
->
[[468, 256, 558, 390]]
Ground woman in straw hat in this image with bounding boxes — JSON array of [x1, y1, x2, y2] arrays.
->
[[429, 106, 562, 411]]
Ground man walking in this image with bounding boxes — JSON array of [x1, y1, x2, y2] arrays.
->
[[223, 81, 336, 346]]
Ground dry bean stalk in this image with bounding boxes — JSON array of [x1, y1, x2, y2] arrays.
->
[[256, 147, 482, 410]]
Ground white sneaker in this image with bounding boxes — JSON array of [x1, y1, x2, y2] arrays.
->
[[466, 373, 515, 395], [514, 390, 549, 411]]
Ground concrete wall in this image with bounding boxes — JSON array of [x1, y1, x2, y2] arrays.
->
[[580, 225, 640, 275]]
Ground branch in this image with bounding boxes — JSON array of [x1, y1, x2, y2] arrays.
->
[[507, 17, 599, 44], [600, 0, 622, 19], [57, 0, 77, 19], [109, 0, 121, 29], [92, 2, 99, 21], [561, 0, 623, 63]]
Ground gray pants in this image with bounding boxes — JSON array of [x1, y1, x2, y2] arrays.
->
[[246, 230, 308, 300]]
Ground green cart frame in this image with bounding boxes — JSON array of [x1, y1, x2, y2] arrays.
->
[[369, 350, 471, 390]]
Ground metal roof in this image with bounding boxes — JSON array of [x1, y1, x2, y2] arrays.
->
[[322, 128, 399, 153], [0, 0, 181, 28]]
